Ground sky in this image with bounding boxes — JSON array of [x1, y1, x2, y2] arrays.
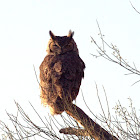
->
[[0, 0, 140, 138]]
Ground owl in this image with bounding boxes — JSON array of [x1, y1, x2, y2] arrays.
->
[[40, 30, 85, 115]]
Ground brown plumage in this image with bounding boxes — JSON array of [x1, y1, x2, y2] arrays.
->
[[40, 31, 85, 115]]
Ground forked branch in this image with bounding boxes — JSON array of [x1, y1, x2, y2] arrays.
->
[[60, 103, 118, 140]]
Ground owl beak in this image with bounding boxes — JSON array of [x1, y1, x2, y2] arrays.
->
[[56, 46, 63, 54]]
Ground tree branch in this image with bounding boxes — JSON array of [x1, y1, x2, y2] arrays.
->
[[60, 127, 88, 137], [60, 103, 118, 140]]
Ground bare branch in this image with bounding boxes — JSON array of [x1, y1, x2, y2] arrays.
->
[[91, 22, 140, 86], [65, 103, 118, 140], [60, 127, 88, 137], [130, 1, 140, 15]]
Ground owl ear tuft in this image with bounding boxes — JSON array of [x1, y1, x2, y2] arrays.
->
[[67, 30, 74, 39], [49, 31, 55, 40]]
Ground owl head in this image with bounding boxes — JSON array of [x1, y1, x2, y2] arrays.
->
[[46, 30, 79, 55]]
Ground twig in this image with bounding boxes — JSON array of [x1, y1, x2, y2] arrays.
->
[[130, 1, 140, 15]]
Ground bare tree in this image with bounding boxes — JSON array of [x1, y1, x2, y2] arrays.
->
[[0, 98, 118, 140], [91, 20, 140, 86], [1, 88, 140, 140], [1, 2, 140, 139]]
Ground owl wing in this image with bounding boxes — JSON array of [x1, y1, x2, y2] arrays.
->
[[58, 52, 85, 102], [40, 55, 57, 106], [49, 52, 85, 103]]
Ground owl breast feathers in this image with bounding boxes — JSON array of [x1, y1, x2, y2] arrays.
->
[[40, 31, 85, 115]]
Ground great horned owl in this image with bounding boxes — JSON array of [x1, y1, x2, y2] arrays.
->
[[40, 30, 85, 115]]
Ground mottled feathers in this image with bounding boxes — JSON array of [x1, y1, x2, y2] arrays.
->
[[40, 31, 85, 115]]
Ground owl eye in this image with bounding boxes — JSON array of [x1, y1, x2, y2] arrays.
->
[[50, 44, 59, 52], [53, 44, 58, 47]]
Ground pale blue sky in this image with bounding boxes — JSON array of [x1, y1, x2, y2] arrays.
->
[[0, 0, 140, 135]]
